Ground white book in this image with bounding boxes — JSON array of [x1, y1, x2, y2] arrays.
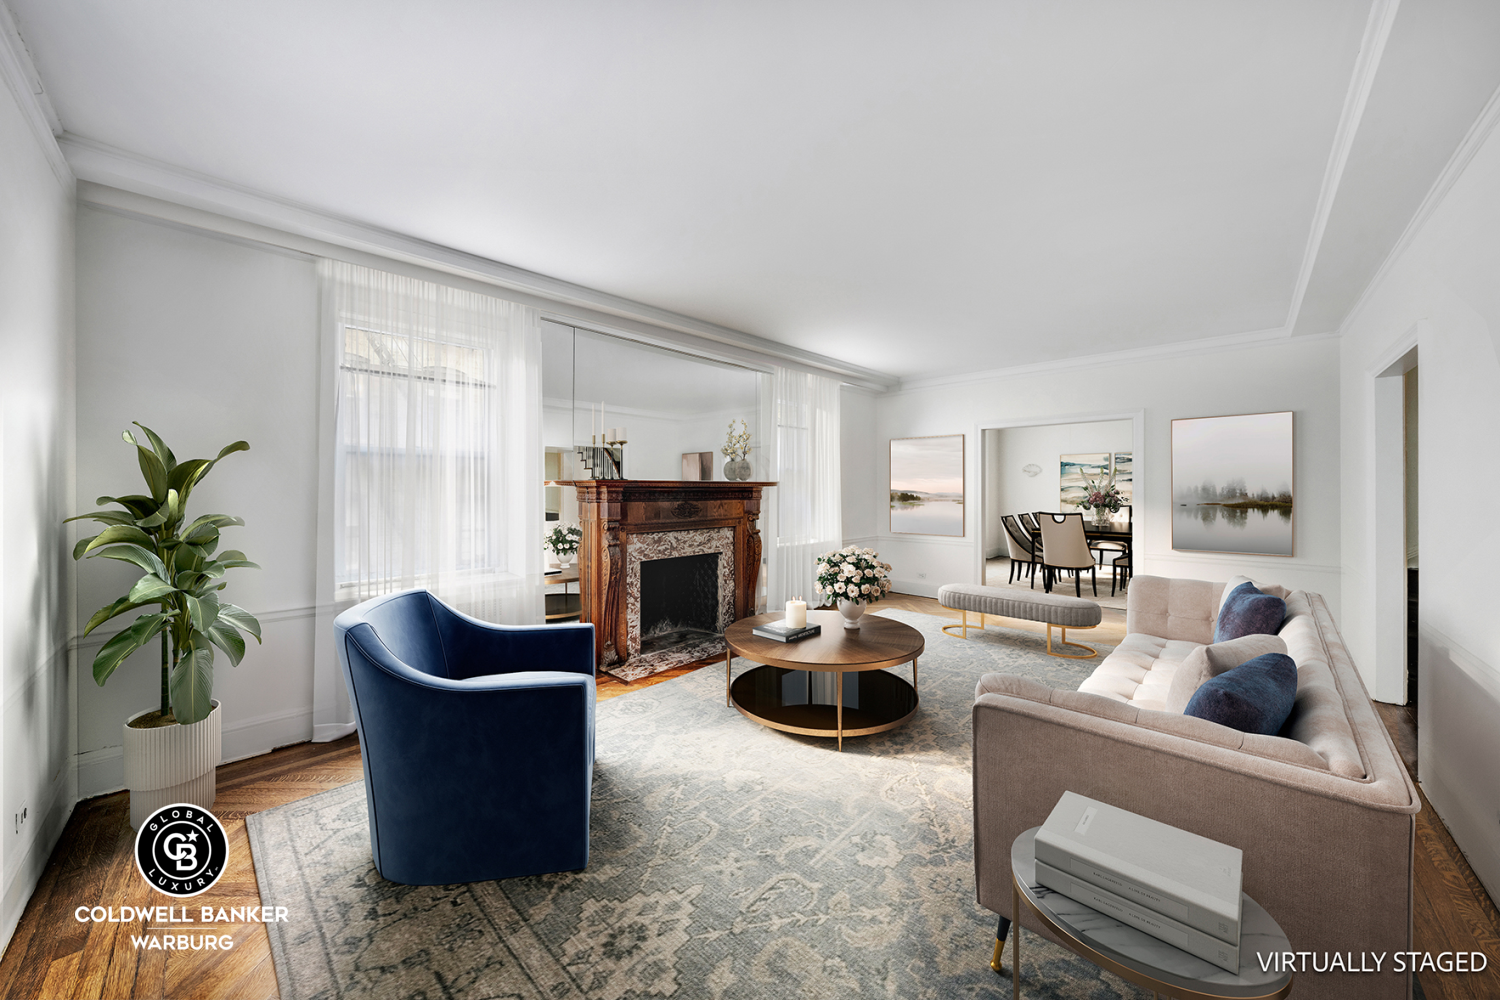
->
[[1034, 858, 1240, 974], [1035, 792, 1242, 945]]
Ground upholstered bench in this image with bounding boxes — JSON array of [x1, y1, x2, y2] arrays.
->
[[936, 583, 1103, 658]]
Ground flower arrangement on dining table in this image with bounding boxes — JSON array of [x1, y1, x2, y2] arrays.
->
[[1078, 469, 1124, 514], [815, 546, 893, 606]]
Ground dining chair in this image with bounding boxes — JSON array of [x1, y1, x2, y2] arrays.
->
[[1038, 512, 1097, 597], [1111, 552, 1131, 596], [1000, 514, 1040, 587], [1090, 504, 1131, 567]]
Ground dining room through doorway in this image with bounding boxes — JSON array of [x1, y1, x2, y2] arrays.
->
[[981, 418, 1134, 608]]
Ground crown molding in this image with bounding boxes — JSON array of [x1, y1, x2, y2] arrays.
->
[[60, 133, 897, 391], [888, 325, 1337, 396], [1337, 77, 1500, 336], [0, 2, 69, 187], [1282, 0, 1400, 335], [542, 395, 749, 423]]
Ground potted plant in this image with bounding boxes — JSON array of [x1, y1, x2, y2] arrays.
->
[[814, 546, 893, 629], [68, 424, 262, 828], [545, 523, 583, 567]]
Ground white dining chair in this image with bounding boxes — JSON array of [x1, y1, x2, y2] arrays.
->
[[1038, 512, 1097, 597]]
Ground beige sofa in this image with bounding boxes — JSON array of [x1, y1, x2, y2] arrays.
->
[[973, 575, 1419, 1000]]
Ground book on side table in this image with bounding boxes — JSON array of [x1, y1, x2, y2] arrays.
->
[[1035, 792, 1244, 973], [751, 621, 822, 643]]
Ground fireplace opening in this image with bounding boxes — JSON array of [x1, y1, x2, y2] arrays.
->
[[639, 553, 721, 656]]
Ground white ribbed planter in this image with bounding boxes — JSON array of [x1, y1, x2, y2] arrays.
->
[[123, 701, 221, 830]]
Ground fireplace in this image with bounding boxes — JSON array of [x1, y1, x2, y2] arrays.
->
[[639, 553, 721, 655], [567, 480, 771, 681]]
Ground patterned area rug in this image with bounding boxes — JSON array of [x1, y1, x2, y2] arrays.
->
[[248, 610, 1151, 999]]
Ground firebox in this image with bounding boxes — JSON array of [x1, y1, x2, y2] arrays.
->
[[638, 553, 721, 655]]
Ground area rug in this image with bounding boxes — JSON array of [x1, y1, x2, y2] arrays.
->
[[248, 610, 1151, 999]]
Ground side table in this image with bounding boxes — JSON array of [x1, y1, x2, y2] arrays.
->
[[544, 566, 581, 621], [1006, 827, 1293, 1000]]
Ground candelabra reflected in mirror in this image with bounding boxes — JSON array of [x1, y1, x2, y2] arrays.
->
[[576, 430, 627, 480]]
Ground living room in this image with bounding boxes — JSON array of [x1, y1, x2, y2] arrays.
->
[[2, 3, 1499, 998]]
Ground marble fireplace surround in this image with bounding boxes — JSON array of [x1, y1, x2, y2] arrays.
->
[[622, 527, 736, 680]]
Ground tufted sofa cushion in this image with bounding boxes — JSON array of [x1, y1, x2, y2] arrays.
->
[[1077, 633, 1202, 711]]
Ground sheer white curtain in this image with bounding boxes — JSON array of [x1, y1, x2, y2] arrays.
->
[[769, 367, 842, 608], [311, 260, 542, 741]]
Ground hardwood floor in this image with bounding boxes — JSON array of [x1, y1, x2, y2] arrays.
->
[[1, 595, 1493, 998], [0, 738, 365, 1000]]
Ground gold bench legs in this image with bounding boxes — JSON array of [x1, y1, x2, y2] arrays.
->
[[1045, 623, 1098, 659], [941, 608, 985, 638]]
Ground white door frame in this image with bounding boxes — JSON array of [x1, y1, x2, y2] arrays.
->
[[1366, 326, 1420, 704], [973, 409, 1146, 587]]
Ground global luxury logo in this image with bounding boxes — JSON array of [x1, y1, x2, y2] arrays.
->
[[133, 803, 229, 897]]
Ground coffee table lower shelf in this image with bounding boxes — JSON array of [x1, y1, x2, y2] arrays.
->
[[729, 665, 917, 742]]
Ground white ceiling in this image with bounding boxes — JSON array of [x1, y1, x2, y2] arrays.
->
[[11, 0, 1500, 380]]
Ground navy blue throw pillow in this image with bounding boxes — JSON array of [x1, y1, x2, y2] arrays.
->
[[1214, 581, 1286, 643], [1184, 653, 1298, 736]]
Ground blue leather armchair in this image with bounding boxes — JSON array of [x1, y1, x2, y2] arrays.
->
[[334, 589, 595, 885]]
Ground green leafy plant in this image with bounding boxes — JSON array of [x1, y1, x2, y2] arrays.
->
[[67, 424, 262, 726]]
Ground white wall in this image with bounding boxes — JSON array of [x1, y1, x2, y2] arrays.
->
[[983, 419, 1133, 557], [0, 78, 75, 948], [1339, 113, 1500, 902], [73, 206, 320, 796], [840, 387, 879, 542], [867, 338, 1342, 607]]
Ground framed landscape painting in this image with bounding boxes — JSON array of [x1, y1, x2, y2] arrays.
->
[[1059, 453, 1110, 509], [1112, 452, 1133, 504], [1172, 411, 1293, 556], [890, 435, 964, 536]]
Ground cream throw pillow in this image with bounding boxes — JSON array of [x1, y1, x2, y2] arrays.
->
[[1166, 633, 1290, 714]]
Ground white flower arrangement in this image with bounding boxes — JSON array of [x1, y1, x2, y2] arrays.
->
[[814, 546, 893, 606], [544, 523, 582, 556], [721, 419, 751, 461]]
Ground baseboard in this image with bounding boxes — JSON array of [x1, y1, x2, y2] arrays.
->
[[76, 705, 314, 799], [0, 773, 74, 961], [889, 577, 942, 599]]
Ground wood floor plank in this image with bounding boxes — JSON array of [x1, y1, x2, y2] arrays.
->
[[0, 599, 1493, 1000], [37, 950, 80, 1000]]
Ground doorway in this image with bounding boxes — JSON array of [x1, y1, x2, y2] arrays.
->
[[1372, 344, 1417, 705], [978, 413, 1141, 607]]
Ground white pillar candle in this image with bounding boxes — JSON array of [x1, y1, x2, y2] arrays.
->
[[785, 598, 807, 629]]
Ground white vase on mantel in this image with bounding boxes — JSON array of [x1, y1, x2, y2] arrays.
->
[[836, 599, 867, 630]]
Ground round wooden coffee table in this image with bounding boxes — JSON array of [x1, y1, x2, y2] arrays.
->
[[725, 609, 924, 750]]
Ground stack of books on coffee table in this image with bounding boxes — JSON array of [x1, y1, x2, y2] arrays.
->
[[1035, 792, 1243, 973], [751, 620, 822, 643]]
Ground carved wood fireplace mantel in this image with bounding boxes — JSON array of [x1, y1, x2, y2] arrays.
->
[[564, 480, 774, 679]]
